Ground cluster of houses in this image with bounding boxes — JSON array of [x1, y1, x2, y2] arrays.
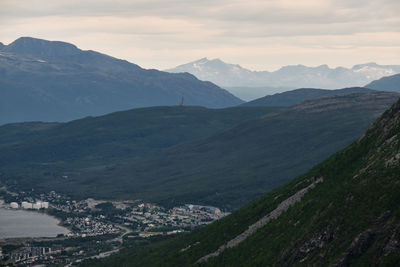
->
[[185, 204, 222, 215], [122, 202, 228, 234], [64, 216, 121, 237]]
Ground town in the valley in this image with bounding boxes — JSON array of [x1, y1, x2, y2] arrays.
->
[[0, 188, 228, 266]]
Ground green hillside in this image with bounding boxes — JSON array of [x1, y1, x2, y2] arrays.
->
[[0, 92, 398, 211], [0, 106, 275, 165], [83, 87, 400, 267], [0, 105, 278, 186]]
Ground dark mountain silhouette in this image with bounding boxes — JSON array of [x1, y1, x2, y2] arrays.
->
[[0, 37, 242, 125], [242, 87, 373, 107], [365, 73, 400, 92]]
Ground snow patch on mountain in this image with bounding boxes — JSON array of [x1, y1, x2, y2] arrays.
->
[[166, 59, 400, 100]]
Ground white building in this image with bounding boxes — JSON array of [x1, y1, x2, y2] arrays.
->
[[21, 201, 33, 209], [10, 202, 19, 209], [33, 202, 42, 210], [41, 202, 49, 209]]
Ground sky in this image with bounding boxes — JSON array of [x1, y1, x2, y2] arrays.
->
[[0, 0, 399, 71]]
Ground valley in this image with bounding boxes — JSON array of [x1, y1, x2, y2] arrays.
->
[[1, 91, 398, 210]]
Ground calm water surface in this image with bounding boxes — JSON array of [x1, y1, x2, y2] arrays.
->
[[0, 203, 69, 238]]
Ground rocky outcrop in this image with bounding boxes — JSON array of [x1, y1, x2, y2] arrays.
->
[[334, 230, 376, 267], [197, 177, 324, 263]]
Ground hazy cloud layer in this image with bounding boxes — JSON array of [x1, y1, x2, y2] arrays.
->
[[0, 0, 399, 70]]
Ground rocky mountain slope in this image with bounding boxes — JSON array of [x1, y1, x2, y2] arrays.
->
[[84, 83, 400, 267], [0, 37, 242, 125]]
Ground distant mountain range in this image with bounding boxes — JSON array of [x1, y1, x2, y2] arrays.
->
[[0, 37, 242, 125], [166, 58, 400, 100], [1, 89, 398, 210]]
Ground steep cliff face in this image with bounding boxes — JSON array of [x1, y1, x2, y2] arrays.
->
[[82, 99, 400, 266]]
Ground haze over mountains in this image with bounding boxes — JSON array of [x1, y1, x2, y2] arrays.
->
[[166, 58, 400, 100], [1, 37, 398, 126], [0, 37, 242, 125]]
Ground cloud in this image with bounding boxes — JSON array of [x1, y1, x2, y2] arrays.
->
[[0, 0, 399, 70]]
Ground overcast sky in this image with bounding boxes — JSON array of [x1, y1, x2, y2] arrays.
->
[[0, 0, 399, 71]]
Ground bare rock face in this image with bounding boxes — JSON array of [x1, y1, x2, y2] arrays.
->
[[382, 228, 400, 256], [277, 226, 338, 266], [299, 228, 336, 255], [197, 178, 323, 263], [334, 230, 376, 267]]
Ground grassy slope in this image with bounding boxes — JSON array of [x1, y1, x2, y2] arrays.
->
[[0, 106, 276, 164], [83, 93, 400, 267], [0, 106, 279, 192]]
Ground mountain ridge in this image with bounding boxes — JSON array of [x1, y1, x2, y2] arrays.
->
[[3, 37, 81, 57], [366, 73, 400, 92], [242, 87, 374, 107], [0, 37, 242, 125]]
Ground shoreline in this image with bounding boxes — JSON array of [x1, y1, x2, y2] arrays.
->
[[0, 201, 70, 240], [0, 236, 67, 246], [0, 197, 66, 227]]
